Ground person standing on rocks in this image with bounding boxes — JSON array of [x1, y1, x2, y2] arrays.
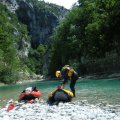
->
[[56, 65, 78, 97]]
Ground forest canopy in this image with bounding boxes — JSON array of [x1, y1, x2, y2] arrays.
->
[[49, 0, 120, 76]]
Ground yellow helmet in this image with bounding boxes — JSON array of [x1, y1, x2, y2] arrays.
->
[[55, 71, 61, 78]]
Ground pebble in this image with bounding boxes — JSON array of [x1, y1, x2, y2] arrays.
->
[[0, 101, 120, 120]]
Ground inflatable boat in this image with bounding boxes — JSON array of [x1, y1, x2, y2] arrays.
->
[[18, 87, 41, 103], [47, 87, 74, 105]]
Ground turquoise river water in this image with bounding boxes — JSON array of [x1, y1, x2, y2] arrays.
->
[[0, 79, 120, 107]]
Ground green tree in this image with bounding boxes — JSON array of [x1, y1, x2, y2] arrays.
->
[[49, 0, 120, 76]]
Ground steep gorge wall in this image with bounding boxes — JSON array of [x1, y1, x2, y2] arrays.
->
[[0, 0, 68, 76], [1, 0, 68, 49], [16, 0, 68, 48]]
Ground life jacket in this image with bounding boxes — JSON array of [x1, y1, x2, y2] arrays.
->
[[61, 66, 75, 79], [68, 69, 74, 78]]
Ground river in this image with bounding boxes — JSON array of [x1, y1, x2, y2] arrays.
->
[[0, 79, 120, 107]]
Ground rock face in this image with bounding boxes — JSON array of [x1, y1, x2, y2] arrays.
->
[[16, 1, 57, 48], [0, 0, 68, 76], [15, 0, 68, 48], [1, 0, 68, 49], [1, 0, 19, 12]]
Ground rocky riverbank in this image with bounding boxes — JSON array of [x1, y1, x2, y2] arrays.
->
[[81, 72, 120, 80], [0, 100, 120, 120]]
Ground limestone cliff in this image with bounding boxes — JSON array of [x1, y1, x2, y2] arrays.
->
[[16, 0, 68, 48], [0, 0, 68, 77]]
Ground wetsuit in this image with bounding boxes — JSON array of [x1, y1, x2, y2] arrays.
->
[[61, 68, 78, 97]]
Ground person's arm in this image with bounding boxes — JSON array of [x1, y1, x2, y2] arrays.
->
[[61, 68, 70, 88], [62, 78, 68, 85], [61, 78, 68, 89]]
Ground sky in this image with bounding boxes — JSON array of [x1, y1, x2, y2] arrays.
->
[[43, 0, 78, 9]]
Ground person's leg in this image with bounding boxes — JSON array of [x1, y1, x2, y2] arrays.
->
[[70, 79, 76, 97], [70, 72, 78, 97]]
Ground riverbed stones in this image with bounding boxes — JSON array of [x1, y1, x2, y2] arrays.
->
[[0, 101, 120, 120]]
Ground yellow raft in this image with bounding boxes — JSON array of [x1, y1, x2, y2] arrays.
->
[[48, 89, 74, 97], [47, 88, 74, 105]]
